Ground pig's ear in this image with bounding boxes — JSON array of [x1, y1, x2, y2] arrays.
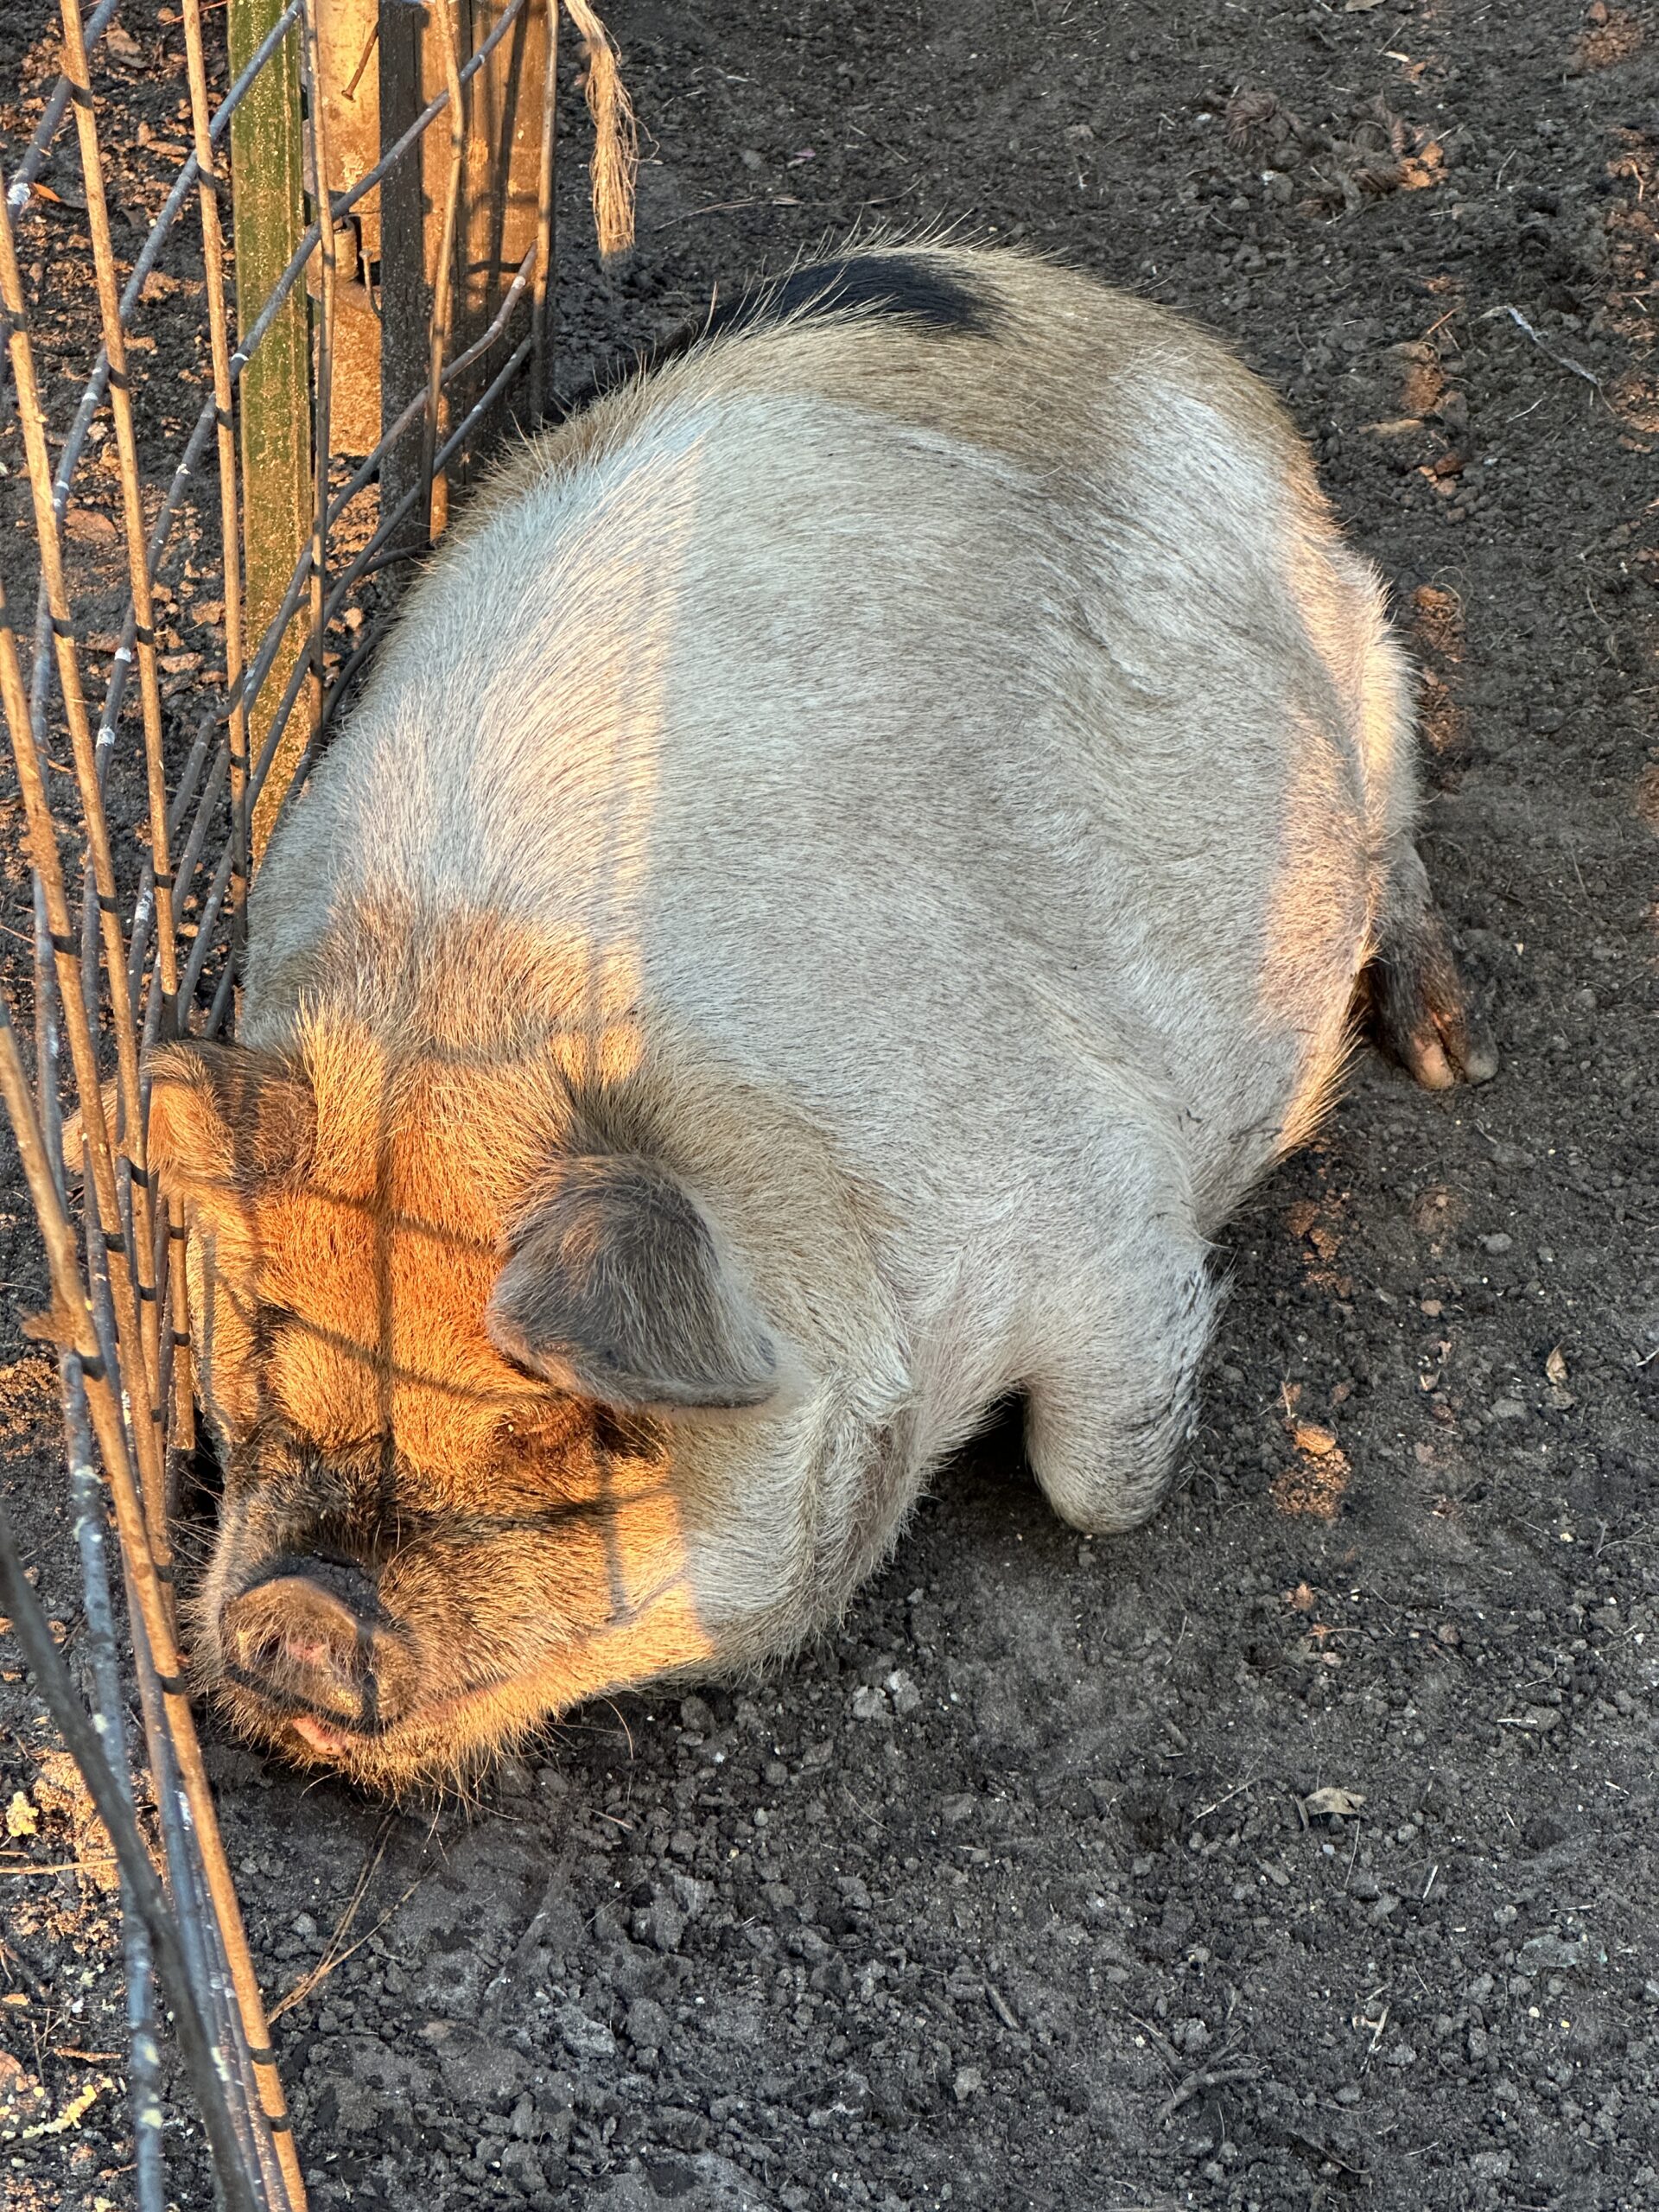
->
[[487, 1156, 779, 1411], [146, 1041, 315, 1196]]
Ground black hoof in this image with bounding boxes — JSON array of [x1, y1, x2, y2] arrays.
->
[[1365, 902, 1497, 1090]]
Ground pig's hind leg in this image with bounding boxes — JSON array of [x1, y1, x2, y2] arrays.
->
[[1023, 1226, 1218, 1536], [1363, 839, 1497, 1090]]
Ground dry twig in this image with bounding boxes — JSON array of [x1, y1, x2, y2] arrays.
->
[[1157, 2061, 1261, 2125]]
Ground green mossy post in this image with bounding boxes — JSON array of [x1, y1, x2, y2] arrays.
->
[[228, 0, 314, 863]]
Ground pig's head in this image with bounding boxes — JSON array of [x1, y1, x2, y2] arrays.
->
[[148, 1020, 780, 1794]]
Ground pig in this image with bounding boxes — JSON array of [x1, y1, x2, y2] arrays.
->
[[144, 243, 1495, 1793]]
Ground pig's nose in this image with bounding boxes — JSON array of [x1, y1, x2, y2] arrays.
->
[[219, 1559, 382, 1719]]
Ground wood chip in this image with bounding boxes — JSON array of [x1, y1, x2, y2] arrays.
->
[[1303, 1785, 1366, 1819]]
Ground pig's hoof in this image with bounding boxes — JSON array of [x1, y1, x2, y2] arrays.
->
[[1365, 909, 1497, 1090]]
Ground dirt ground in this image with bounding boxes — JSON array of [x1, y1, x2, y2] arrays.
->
[[3, 1, 1659, 2208]]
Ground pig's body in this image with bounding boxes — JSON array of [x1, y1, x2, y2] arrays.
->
[[164, 246, 1490, 1787]]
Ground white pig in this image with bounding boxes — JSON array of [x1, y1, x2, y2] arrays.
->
[[144, 243, 1494, 1790]]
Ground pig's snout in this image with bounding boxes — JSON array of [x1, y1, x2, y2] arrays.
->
[[219, 1558, 386, 1731]]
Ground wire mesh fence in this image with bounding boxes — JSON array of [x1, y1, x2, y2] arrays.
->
[[0, 3, 633, 2202]]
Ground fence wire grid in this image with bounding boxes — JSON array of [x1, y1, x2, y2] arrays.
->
[[0, 1, 635, 2203]]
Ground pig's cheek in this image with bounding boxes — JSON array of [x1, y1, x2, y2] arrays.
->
[[186, 1234, 259, 1443], [192, 1542, 234, 1668]]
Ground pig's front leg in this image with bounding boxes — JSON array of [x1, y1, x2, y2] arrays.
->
[[1022, 1221, 1217, 1535]]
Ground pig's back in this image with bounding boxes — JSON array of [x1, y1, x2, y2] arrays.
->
[[252, 245, 1406, 1220]]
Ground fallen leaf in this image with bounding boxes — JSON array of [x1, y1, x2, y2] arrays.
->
[[1294, 1422, 1339, 1457], [1288, 1581, 1317, 1612], [63, 507, 118, 544], [30, 1751, 119, 1891], [1545, 1345, 1568, 1388], [1400, 142, 1446, 189], [1303, 1785, 1366, 1818], [140, 269, 193, 302]]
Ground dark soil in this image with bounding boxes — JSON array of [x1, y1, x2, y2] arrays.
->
[[4, 3, 1659, 2209]]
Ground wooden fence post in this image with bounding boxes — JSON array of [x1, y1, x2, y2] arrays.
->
[[380, 0, 549, 549], [315, 0, 384, 454], [227, 0, 315, 862]]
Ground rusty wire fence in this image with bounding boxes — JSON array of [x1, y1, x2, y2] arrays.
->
[[0, 2, 633, 2202]]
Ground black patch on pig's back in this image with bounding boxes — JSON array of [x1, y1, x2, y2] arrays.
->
[[702, 253, 1001, 344], [553, 253, 1000, 422]]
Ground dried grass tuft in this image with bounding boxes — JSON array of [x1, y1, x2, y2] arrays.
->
[[564, 0, 637, 264]]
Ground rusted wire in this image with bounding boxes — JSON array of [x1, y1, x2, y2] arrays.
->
[[0, 1, 620, 2201], [0, 200, 168, 1531], [28, 0, 546, 876], [2, 194, 302, 2212], [14, 0, 541, 840], [532, 0, 560, 403], [2, 0, 123, 207], [31, 814, 167, 2212], [51, 3, 193, 1616], [0, 1491, 260, 2212], [423, 0, 469, 539], [297, 0, 336, 824], [66, 1383, 167, 2212], [182, 0, 255, 1028], [244, 241, 540, 829], [0, 1002, 269, 2209], [3, 601, 297, 2212]]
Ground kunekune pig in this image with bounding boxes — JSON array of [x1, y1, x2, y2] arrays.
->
[[147, 244, 1496, 1792]]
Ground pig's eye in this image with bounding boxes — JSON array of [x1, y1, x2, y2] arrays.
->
[[494, 1412, 556, 1463]]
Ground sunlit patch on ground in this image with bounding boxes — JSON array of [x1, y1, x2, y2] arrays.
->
[[1284, 1189, 1354, 1302], [1408, 584, 1468, 768], [1609, 366, 1659, 435], [1573, 3, 1646, 74], [1270, 1424, 1352, 1521], [0, 1356, 60, 1465], [1271, 1185, 1357, 1518], [1271, 1382, 1352, 1520]]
